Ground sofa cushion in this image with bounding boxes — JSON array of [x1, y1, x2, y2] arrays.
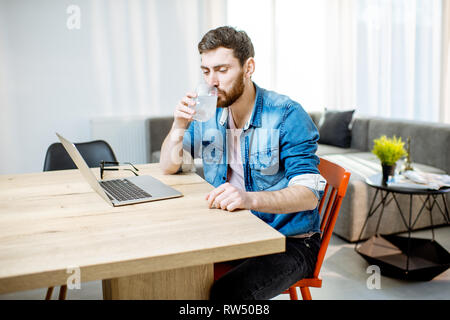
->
[[317, 144, 360, 156], [350, 116, 370, 151], [318, 109, 355, 148], [151, 151, 161, 163], [367, 117, 450, 174], [147, 117, 174, 162], [308, 111, 322, 127]]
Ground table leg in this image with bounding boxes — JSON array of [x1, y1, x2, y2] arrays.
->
[[102, 264, 213, 300], [406, 194, 412, 272], [356, 189, 382, 244], [374, 191, 390, 235], [428, 195, 436, 241], [410, 195, 432, 230], [437, 194, 450, 223], [444, 194, 450, 222]]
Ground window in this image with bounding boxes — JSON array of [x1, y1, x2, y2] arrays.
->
[[227, 0, 444, 122]]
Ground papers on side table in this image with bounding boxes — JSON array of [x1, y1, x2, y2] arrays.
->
[[387, 171, 450, 190]]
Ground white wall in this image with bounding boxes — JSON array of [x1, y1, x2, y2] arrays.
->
[[0, 0, 225, 174]]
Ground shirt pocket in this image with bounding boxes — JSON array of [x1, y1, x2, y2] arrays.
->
[[249, 147, 282, 190]]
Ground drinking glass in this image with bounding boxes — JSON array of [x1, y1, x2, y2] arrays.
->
[[192, 83, 218, 122]]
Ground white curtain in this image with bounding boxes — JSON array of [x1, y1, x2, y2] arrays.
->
[[227, 0, 276, 90], [274, 0, 327, 110], [441, 0, 450, 123], [325, 0, 356, 110], [90, 0, 226, 117], [355, 0, 442, 122], [227, 0, 445, 123], [0, 0, 226, 174]]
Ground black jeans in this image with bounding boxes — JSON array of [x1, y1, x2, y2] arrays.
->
[[210, 233, 321, 300]]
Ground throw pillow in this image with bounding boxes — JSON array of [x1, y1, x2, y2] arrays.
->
[[318, 109, 355, 148]]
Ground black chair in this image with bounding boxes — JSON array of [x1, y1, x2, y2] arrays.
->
[[43, 139, 117, 300], [43, 140, 117, 172]]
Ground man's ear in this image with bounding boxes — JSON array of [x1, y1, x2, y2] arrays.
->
[[244, 57, 255, 79]]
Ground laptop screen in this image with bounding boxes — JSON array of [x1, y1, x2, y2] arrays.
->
[[56, 133, 113, 206]]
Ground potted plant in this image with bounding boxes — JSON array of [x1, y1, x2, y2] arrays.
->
[[372, 135, 406, 184]]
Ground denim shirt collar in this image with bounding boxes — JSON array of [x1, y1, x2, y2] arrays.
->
[[218, 82, 263, 130]]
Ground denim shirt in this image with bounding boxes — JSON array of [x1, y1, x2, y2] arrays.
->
[[182, 83, 321, 236]]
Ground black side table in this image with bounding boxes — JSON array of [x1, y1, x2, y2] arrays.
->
[[355, 173, 450, 280]]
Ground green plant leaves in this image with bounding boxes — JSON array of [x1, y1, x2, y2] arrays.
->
[[372, 135, 406, 166]]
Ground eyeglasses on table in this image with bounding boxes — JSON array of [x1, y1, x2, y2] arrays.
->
[[100, 161, 139, 179]]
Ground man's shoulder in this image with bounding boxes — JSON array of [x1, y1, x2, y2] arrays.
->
[[258, 85, 302, 110]]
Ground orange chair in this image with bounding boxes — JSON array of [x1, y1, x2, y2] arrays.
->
[[213, 157, 351, 300], [283, 157, 351, 300]]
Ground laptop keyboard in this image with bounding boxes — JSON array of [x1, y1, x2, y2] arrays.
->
[[100, 179, 152, 202]]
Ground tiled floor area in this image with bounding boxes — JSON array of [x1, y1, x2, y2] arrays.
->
[[1, 226, 448, 300]]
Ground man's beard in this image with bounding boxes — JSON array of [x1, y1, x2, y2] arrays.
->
[[216, 72, 245, 108]]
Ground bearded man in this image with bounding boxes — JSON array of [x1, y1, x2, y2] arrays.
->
[[159, 26, 325, 300]]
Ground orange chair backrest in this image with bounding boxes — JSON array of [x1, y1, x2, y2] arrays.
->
[[313, 158, 351, 278]]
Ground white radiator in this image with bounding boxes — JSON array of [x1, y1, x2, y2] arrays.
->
[[90, 117, 150, 165]]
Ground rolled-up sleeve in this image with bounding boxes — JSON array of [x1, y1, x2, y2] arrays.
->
[[288, 173, 327, 200], [280, 103, 322, 195]]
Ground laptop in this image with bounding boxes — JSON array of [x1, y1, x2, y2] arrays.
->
[[56, 133, 183, 207]]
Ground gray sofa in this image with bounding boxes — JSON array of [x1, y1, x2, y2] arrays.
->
[[147, 113, 450, 242], [308, 112, 450, 242]]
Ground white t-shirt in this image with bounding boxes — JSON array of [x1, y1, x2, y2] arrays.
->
[[226, 108, 245, 190]]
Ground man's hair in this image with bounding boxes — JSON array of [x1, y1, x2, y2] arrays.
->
[[198, 26, 255, 66]]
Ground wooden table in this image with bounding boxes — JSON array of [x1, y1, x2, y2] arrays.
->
[[0, 164, 285, 299]]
